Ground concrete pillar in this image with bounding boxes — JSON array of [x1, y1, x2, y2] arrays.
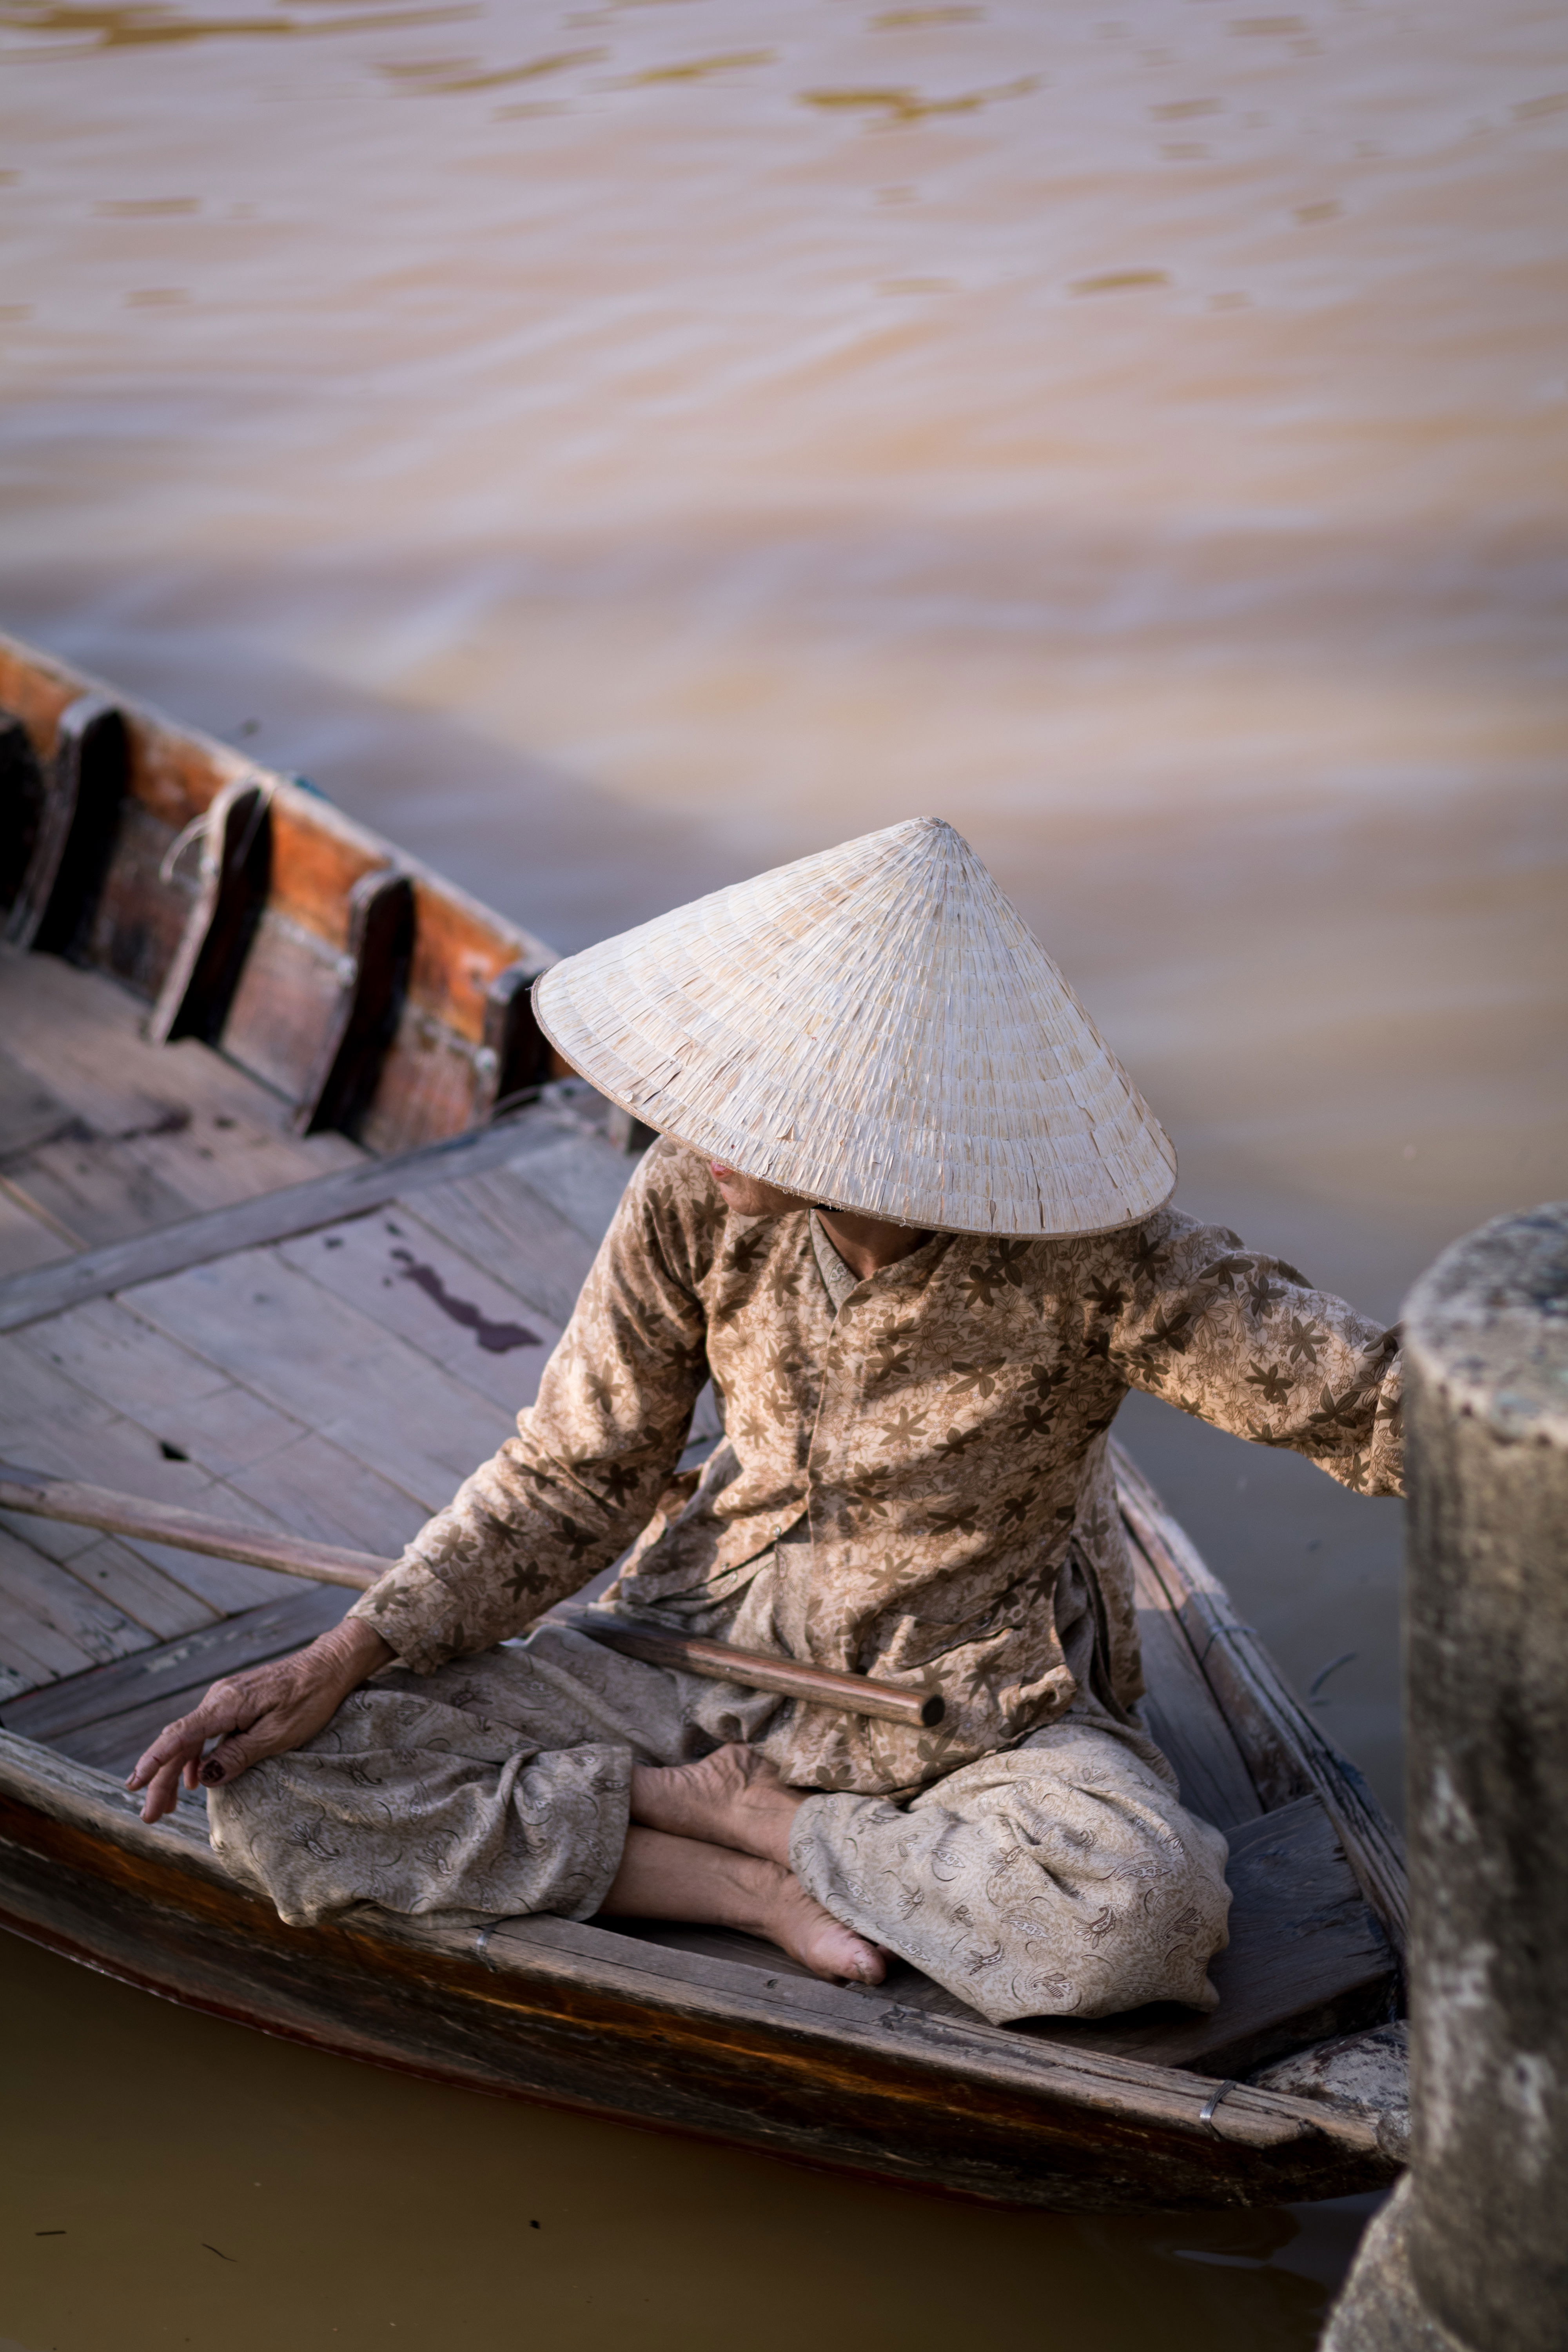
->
[[1324, 1204, 1568, 2352]]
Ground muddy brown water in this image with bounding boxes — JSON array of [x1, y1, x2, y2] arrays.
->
[[1, 0, 1565, 2342]]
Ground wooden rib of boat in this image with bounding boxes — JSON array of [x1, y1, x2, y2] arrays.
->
[[0, 630, 1409, 2212]]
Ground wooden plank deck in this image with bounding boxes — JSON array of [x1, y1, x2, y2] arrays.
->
[[0, 948, 362, 1275], [0, 947, 634, 1716]]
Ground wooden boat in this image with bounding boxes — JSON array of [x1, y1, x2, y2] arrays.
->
[[0, 630, 1410, 2212]]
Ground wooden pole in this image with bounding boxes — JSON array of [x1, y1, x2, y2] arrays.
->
[[0, 1462, 943, 1731], [1323, 1205, 1568, 2352]]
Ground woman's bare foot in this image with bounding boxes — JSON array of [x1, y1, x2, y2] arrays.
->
[[762, 1867, 887, 1985], [630, 1742, 803, 1867], [602, 1825, 887, 1987]]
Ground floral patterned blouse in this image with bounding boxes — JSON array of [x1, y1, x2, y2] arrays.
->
[[350, 1139, 1402, 1795]]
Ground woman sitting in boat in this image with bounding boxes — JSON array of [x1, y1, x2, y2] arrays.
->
[[130, 818, 1403, 2026]]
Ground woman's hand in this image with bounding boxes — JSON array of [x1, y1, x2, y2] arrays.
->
[[127, 1617, 394, 1824]]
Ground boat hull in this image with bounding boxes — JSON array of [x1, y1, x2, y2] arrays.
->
[[0, 1735, 1392, 2214]]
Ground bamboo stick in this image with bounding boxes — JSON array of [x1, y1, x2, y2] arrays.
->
[[549, 1608, 944, 1727], [0, 1463, 943, 1730], [0, 1464, 384, 1588]]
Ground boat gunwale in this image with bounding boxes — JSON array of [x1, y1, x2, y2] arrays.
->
[[0, 628, 558, 992]]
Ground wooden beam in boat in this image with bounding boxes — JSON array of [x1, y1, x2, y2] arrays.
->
[[475, 961, 554, 1120], [295, 867, 416, 1138], [4, 697, 129, 956], [0, 713, 47, 917], [0, 1096, 582, 1333], [147, 777, 274, 1048]]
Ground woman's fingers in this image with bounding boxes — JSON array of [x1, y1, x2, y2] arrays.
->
[[127, 1684, 248, 1791], [131, 1749, 208, 1824], [196, 1705, 307, 1786], [127, 1677, 276, 1819], [124, 1627, 385, 1825], [135, 1746, 199, 1824]]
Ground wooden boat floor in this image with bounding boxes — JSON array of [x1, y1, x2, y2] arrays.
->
[[0, 961, 645, 1707], [0, 945, 363, 1277]]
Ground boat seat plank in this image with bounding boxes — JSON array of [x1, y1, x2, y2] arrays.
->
[[107, 1103, 365, 1222], [1130, 1544, 1263, 1829], [0, 1094, 599, 1338], [0, 1583, 349, 1749], [125, 1247, 519, 1510], [5, 1134, 194, 1250], [5, 1093, 365, 1247], [275, 1207, 563, 1416]]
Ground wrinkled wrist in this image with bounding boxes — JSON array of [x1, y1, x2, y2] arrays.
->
[[313, 1615, 394, 1693]]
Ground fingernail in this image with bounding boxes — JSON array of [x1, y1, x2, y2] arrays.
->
[[199, 1760, 225, 1785]]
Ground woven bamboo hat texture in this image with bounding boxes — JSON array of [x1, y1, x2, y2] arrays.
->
[[533, 816, 1177, 1238]]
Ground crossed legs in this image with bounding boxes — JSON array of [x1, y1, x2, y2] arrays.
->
[[603, 1743, 886, 1986]]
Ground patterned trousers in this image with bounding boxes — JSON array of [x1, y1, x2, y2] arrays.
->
[[208, 1621, 1232, 2028]]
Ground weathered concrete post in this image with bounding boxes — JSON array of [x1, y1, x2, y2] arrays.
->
[[1324, 1203, 1568, 2352]]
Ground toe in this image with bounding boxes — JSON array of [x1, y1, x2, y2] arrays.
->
[[810, 1918, 887, 1985]]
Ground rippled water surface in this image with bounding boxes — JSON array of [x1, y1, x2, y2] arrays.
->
[[2, 0, 1565, 2343]]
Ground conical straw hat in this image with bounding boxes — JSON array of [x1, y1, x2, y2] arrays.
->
[[534, 817, 1176, 1238]]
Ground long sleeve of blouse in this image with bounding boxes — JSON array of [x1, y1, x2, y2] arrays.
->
[[1098, 1215, 1403, 1495], [348, 1150, 715, 1671]]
